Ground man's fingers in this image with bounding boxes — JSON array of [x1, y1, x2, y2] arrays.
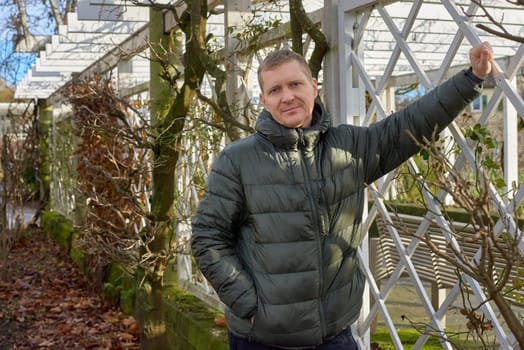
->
[[469, 42, 494, 79]]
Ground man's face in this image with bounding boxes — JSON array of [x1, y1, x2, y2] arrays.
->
[[259, 60, 318, 129]]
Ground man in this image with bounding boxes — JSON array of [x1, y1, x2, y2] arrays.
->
[[191, 43, 493, 349]]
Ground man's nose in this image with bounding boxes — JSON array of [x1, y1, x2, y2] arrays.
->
[[282, 88, 294, 102]]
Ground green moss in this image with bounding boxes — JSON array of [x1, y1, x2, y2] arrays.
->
[[69, 231, 86, 272], [23, 164, 38, 196], [40, 212, 229, 348], [40, 210, 74, 253], [164, 286, 228, 350], [120, 288, 135, 315], [102, 263, 135, 315], [372, 328, 446, 349], [371, 328, 497, 349]]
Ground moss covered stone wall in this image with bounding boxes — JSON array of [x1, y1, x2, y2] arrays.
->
[[40, 210, 228, 349]]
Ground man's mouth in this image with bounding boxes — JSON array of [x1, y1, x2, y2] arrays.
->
[[282, 106, 299, 113]]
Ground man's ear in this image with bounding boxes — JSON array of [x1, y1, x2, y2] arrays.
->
[[312, 78, 318, 97], [259, 92, 266, 108]]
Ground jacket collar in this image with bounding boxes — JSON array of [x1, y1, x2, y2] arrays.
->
[[255, 99, 331, 150]]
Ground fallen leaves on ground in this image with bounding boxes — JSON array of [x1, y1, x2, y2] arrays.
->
[[0, 230, 140, 350]]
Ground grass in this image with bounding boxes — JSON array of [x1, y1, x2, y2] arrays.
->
[[372, 329, 442, 349], [371, 328, 499, 349]]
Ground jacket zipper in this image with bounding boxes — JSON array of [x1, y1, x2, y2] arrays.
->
[[296, 128, 326, 340]]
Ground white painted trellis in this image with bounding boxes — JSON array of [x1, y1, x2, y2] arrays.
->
[[12, 0, 524, 349], [331, 1, 524, 349]]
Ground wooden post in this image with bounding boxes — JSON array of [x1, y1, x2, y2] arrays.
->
[[224, 0, 252, 138], [431, 282, 447, 328], [327, 2, 377, 348], [503, 76, 518, 197]]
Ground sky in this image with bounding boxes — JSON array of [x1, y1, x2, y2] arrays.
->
[[0, 40, 36, 87], [0, 1, 50, 87], [1, 0, 327, 88]]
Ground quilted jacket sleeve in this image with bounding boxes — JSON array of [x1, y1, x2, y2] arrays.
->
[[360, 68, 483, 184], [191, 151, 257, 319]]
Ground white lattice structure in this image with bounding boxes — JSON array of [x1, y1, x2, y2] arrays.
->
[[12, 0, 524, 348], [325, 1, 524, 349]]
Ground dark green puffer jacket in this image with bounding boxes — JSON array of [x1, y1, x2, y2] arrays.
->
[[191, 69, 482, 349]]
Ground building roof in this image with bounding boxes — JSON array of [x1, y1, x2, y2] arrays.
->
[[13, 0, 524, 100]]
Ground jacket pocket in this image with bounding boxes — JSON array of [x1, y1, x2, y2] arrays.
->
[[247, 297, 260, 340]]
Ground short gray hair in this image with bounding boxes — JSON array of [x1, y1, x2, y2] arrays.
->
[[257, 49, 312, 91]]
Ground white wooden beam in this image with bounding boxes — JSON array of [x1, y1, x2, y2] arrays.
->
[[504, 76, 519, 197], [28, 68, 67, 80], [66, 12, 147, 33], [46, 42, 111, 55], [34, 59, 85, 74], [76, 0, 148, 21], [40, 49, 103, 61], [44, 24, 149, 105], [56, 31, 137, 44]]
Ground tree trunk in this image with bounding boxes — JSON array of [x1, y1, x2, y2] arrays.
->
[[47, 0, 64, 26], [288, 0, 327, 79], [489, 287, 524, 348], [14, 0, 31, 39], [135, 268, 166, 349], [137, 3, 207, 349], [135, 8, 172, 350], [289, 0, 303, 55]]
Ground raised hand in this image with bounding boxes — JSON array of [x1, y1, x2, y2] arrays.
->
[[469, 42, 493, 80]]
